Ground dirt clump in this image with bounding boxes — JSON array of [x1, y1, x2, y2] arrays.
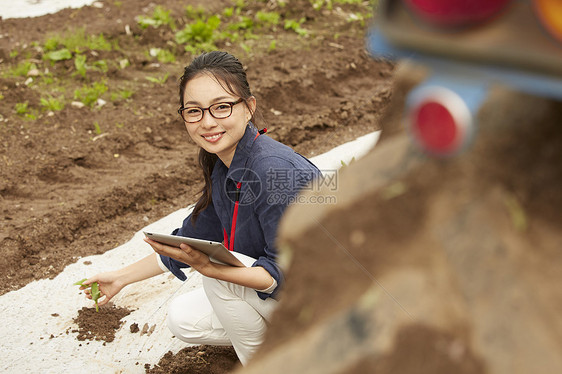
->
[[145, 345, 240, 374], [73, 304, 132, 343]]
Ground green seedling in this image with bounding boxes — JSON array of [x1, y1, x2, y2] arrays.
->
[[256, 11, 280, 27], [284, 18, 309, 36], [223, 7, 234, 18], [268, 40, 277, 52], [10, 60, 37, 77], [74, 278, 101, 312], [185, 5, 207, 19], [74, 81, 108, 107], [15, 102, 30, 115], [14, 102, 37, 120], [137, 5, 176, 30], [74, 54, 87, 77], [146, 72, 169, 85], [110, 89, 134, 102], [175, 15, 221, 47], [93, 121, 102, 135], [40, 95, 65, 112], [149, 48, 176, 63], [92, 60, 108, 73], [227, 16, 253, 31], [44, 48, 73, 62]]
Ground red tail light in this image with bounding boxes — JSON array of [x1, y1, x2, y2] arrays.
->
[[403, 0, 511, 28], [407, 86, 473, 156]]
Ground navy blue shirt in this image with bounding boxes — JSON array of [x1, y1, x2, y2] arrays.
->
[[159, 125, 322, 299]]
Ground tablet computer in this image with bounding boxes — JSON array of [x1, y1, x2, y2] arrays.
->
[[143, 232, 245, 267]]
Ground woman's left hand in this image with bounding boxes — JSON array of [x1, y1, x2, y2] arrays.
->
[[144, 238, 212, 273]]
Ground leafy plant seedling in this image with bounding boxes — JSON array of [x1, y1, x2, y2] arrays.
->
[[74, 278, 101, 312]]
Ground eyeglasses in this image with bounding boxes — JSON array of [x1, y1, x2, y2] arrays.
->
[[178, 98, 244, 123]]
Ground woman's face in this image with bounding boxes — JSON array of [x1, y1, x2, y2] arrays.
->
[[182, 72, 256, 168]]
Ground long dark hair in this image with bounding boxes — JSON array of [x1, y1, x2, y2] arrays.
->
[[179, 51, 255, 223]]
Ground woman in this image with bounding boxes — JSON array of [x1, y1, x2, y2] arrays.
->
[[81, 51, 321, 365]]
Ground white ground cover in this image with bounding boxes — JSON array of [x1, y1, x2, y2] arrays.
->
[[0, 131, 380, 373], [0, 0, 99, 19]]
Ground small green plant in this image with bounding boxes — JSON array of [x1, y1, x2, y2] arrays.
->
[[74, 278, 101, 312], [10, 60, 37, 77], [74, 54, 87, 77], [228, 16, 254, 31], [185, 5, 207, 19], [44, 37, 59, 51], [284, 18, 309, 36], [339, 157, 356, 170], [175, 15, 221, 53], [110, 89, 134, 101], [256, 11, 280, 27], [93, 121, 102, 135], [223, 7, 235, 18], [14, 102, 37, 120], [44, 48, 73, 62], [40, 74, 55, 85], [268, 40, 277, 52], [40, 95, 65, 111], [9, 49, 19, 58], [74, 55, 108, 76], [74, 81, 108, 107], [146, 72, 169, 85], [92, 60, 108, 73], [149, 48, 176, 63], [15, 102, 29, 115], [137, 5, 176, 30]]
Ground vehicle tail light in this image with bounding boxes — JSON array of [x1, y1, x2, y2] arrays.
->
[[406, 86, 474, 156], [403, 0, 512, 28], [533, 0, 562, 44]]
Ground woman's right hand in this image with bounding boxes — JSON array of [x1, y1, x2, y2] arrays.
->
[[78, 253, 166, 307], [81, 272, 125, 306]]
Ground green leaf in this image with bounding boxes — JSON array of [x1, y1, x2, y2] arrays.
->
[[73, 278, 88, 286], [90, 282, 101, 312], [74, 54, 87, 77], [44, 48, 72, 62]]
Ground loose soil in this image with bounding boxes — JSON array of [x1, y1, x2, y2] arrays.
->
[[73, 303, 132, 342], [0, 0, 392, 372], [146, 345, 240, 374]]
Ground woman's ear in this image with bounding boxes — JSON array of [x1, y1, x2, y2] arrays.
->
[[246, 96, 257, 121]]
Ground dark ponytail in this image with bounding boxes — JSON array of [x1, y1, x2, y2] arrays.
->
[[179, 51, 255, 224]]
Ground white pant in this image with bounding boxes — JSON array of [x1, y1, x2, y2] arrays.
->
[[166, 254, 278, 365]]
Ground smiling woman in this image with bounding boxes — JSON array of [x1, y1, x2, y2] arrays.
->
[[81, 51, 323, 366]]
